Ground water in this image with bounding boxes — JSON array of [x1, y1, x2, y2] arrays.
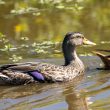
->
[[0, 57, 110, 110], [0, 1, 110, 110]]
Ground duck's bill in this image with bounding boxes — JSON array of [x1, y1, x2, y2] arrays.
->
[[83, 38, 96, 45]]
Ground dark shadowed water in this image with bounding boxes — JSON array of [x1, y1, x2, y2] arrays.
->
[[0, 1, 110, 110]]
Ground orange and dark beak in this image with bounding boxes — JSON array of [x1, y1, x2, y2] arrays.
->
[[83, 38, 96, 45]]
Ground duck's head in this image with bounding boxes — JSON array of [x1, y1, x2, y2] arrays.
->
[[63, 32, 96, 47], [62, 32, 96, 65]]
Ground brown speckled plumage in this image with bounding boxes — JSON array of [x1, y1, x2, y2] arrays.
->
[[0, 32, 95, 85], [93, 49, 110, 70]]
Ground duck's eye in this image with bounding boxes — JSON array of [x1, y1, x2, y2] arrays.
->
[[71, 37, 74, 39], [82, 36, 84, 39], [76, 36, 81, 38]]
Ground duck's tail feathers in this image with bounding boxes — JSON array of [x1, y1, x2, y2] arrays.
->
[[92, 51, 106, 58], [0, 73, 11, 85], [96, 49, 110, 53], [93, 51, 110, 69]]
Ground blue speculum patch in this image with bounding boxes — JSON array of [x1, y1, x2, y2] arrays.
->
[[30, 71, 45, 81]]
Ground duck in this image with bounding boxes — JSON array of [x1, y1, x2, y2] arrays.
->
[[0, 32, 96, 85], [93, 49, 110, 70]]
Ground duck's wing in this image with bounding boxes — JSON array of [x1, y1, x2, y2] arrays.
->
[[8, 62, 66, 82], [0, 62, 42, 85], [0, 70, 35, 85], [0, 62, 67, 85], [0, 62, 39, 71]]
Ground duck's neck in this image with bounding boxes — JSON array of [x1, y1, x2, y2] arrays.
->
[[63, 45, 81, 66]]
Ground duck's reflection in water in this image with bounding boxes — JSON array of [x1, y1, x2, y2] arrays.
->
[[62, 75, 89, 110], [0, 74, 93, 110]]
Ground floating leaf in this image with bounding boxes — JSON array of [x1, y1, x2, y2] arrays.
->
[[9, 54, 22, 62], [0, 0, 5, 5], [21, 37, 29, 41], [56, 5, 65, 9], [35, 48, 48, 54], [11, 7, 38, 15], [0, 44, 14, 52], [101, 41, 110, 44]]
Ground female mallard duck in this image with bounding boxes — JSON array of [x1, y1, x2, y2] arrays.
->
[[0, 32, 96, 85], [93, 49, 110, 70]]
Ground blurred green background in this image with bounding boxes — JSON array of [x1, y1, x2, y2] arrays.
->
[[0, 0, 110, 63]]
